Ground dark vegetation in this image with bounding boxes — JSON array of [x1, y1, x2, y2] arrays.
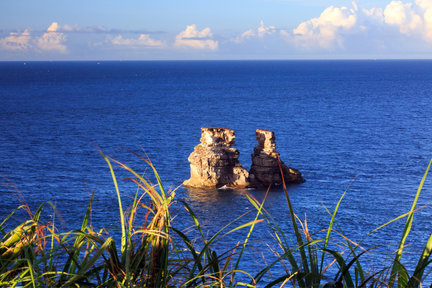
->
[[1, 151, 431, 287]]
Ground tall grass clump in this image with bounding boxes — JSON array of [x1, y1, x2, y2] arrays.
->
[[1, 152, 432, 287], [0, 151, 261, 287], [243, 157, 432, 287]]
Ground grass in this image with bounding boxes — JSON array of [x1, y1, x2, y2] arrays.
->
[[0, 152, 431, 287]]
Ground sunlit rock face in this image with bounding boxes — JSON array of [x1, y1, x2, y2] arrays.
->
[[183, 127, 250, 188], [249, 129, 305, 188]]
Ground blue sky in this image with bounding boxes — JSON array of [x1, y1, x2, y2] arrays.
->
[[1, 0, 432, 60]]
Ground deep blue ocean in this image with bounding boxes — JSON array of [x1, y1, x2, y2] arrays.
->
[[1, 60, 432, 283]]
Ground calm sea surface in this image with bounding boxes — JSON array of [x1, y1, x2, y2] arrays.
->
[[1, 60, 432, 282]]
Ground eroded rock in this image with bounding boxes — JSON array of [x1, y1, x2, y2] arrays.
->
[[249, 129, 304, 188], [183, 127, 250, 188]]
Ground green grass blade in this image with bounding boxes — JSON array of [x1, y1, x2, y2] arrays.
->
[[278, 157, 309, 286], [170, 227, 204, 275], [222, 219, 264, 238], [320, 179, 354, 275], [179, 200, 206, 242], [407, 232, 432, 287], [32, 202, 48, 223], [26, 258, 36, 288], [99, 150, 126, 254], [244, 192, 302, 286], [229, 190, 268, 286], [389, 157, 432, 287], [132, 151, 167, 199], [145, 158, 166, 200], [81, 191, 94, 231], [253, 239, 323, 285], [0, 205, 26, 235], [335, 247, 374, 285], [48, 209, 56, 273], [63, 194, 96, 279], [358, 269, 386, 287], [125, 172, 145, 281], [322, 203, 367, 285], [183, 212, 255, 284], [323, 249, 354, 287], [111, 157, 163, 205], [61, 237, 113, 287], [263, 273, 295, 288]]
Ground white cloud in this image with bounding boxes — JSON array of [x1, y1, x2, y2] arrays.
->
[[47, 22, 58, 32], [0, 22, 67, 53], [290, 4, 357, 49], [175, 25, 218, 50], [383, 0, 432, 41], [416, 0, 432, 10], [234, 21, 276, 43], [425, 7, 432, 40], [36, 22, 67, 53], [109, 34, 163, 47], [279, 0, 432, 50], [0, 29, 31, 51], [257, 20, 276, 37], [384, 1, 423, 34], [236, 29, 255, 42], [3, 1, 432, 59]]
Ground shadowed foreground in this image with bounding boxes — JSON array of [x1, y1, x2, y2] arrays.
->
[[1, 152, 431, 287]]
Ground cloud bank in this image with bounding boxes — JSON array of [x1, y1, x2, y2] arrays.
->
[[277, 0, 432, 50], [109, 34, 163, 48], [289, 5, 357, 49], [175, 25, 218, 50], [384, 0, 432, 41], [2, 0, 432, 59], [0, 29, 31, 51], [36, 22, 67, 53], [235, 21, 276, 42], [0, 22, 67, 53]]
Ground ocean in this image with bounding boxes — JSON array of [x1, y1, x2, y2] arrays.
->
[[1, 60, 432, 282]]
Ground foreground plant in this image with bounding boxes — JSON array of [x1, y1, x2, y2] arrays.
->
[[0, 152, 261, 287], [244, 157, 432, 287], [1, 153, 431, 287]]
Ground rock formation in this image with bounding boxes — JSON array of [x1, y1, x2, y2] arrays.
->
[[183, 127, 250, 188], [249, 129, 304, 188]]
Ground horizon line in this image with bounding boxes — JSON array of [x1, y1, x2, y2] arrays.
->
[[2, 58, 432, 62]]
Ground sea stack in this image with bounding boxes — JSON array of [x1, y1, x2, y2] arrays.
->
[[183, 127, 250, 188], [249, 129, 304, 187]]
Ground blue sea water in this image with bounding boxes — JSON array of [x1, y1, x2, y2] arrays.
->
[[1, 60, 432, 283]]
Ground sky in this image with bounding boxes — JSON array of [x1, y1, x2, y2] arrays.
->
[[1, 0, 432, 60]]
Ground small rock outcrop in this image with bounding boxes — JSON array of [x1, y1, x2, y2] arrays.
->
[[183, 127, 250, 188], [249, 129, 304, 188]]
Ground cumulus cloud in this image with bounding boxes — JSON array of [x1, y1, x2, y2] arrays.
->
[[384, 0, 432, 41], [416, 0, 432, 9], [47, 22, 58, 32], [279, 0, 432, 50], [424, 6, 432, 40], [109, 34, 163, 47], [36, 22, 67, 53], [384, 1, 423, 34], [238, 29, 255, 42], [175, 25, 218, 50], [0, 29, 31, 51], [257, 20, 276, 37], [289, 4, 357, 49], [234, 20, 276, 42], [4, 1, 432, 58]]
